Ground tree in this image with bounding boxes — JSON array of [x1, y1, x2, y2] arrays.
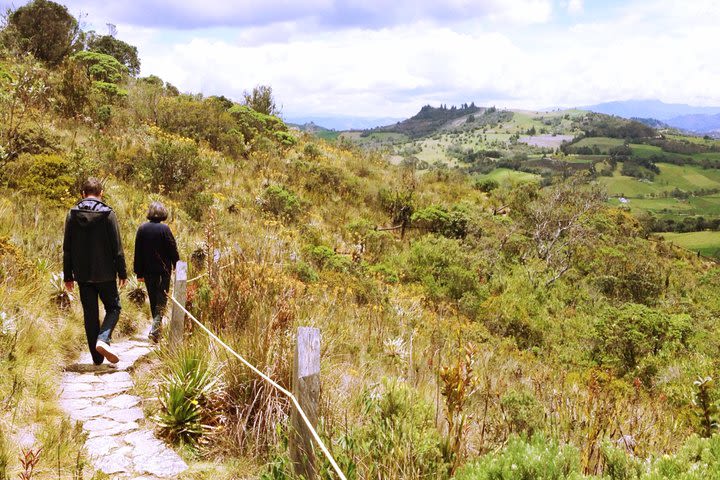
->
[[242, 85, 279, 116], [85, 33, 140, 76], [3, 0, 81, 66]]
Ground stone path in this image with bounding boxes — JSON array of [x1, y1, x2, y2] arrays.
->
[[59, 336, 188, 479]]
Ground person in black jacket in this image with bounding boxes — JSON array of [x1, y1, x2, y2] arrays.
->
[[134, 201, 180, 343], [63, 178, 127, 365]]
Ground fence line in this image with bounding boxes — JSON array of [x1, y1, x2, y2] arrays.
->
[[167, 294, 347, 480]]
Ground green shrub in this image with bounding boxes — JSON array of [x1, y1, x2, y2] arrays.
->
[[455, 435, 584, 480], [403, 235, 479, 301], [181, 191, 214, 221], [592, 303, 691, 375], [474, 178, 499, 192], [411, 204, 470, 239], [287, 260, 319, 283], [306, 245, 352, 272], [500, 387, 544, 436], [330, 380, 449, 479], [3, 153, 73, 202], [259, 184, 304, 222], [139, 131, 213, 195]]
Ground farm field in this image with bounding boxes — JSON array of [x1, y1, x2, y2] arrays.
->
[[571, 137, 625, 152], [475, 168, 540, 184], [599, 163, 720, 197], [660, 231, 720, 258]]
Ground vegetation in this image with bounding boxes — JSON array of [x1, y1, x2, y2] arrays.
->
[[1, 2, 720, 479]]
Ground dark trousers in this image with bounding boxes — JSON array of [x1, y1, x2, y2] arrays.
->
[[78, 281, 122, 365], [145, 273, 171, 334]]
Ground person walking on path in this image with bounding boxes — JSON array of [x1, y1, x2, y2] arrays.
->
[[133, 202, 179, 343], [63, 178, 127, 365]]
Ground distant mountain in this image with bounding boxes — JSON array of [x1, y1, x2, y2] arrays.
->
[[581, 99, 720, 121], [284, 116, 403, 131], [664, 114, 720, 134], [581, 99, 720, 134]]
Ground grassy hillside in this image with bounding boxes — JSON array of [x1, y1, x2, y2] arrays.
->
[[3, 5, 720, 480]]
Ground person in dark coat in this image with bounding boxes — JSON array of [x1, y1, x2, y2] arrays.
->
[[134, 201, 180, 342], [63, 177, 127, 365]]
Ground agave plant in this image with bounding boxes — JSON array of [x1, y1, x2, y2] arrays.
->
[[50, 272, 73, 310], [126, 275, 147, 306], [156, 344, 224, 447]]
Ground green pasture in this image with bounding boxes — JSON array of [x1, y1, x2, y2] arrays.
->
[[571, 137, 624, 152], [475, 168, 540, 184], [660, 231, 720, 258], [600, 163, 720, 197]]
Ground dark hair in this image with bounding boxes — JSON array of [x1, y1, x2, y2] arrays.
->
[[81, 177, 103, 196], [147, 201, 169, 221]]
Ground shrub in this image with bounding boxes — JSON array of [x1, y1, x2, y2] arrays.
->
[[287, 260, 319, 283], [455, 435, 584, 480], [500, 387, 544, 436], [411, 204, 470, 239], [330, 381, 449, 479], [258, 184, 304, 222], [139, 129, 213, 195], [3, 153, 73, 202], [305, 245, 352, 272], [474, 178, 499, 193], [403, 235, 479, 301], [592, 303, 691, 375]]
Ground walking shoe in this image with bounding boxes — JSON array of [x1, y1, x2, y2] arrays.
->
[[95, 340, 119, 364], [148, 331, 160, 344]]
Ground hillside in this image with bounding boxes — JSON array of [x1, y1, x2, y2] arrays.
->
[[3, 3, 720, 480]]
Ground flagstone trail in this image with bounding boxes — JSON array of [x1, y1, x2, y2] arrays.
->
[[59, 334, 187, 479]]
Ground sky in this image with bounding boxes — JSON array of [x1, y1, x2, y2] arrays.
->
[[3, 0, 720, 121]]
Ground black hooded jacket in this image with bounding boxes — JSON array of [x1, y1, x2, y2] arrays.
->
[[63, 198, 127, 283]]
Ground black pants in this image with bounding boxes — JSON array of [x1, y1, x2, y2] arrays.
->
[[78, 281, 122, 365], [145, 273, 171, 329]]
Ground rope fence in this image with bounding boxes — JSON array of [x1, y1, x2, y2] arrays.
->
[[169, 261, 346, 480]]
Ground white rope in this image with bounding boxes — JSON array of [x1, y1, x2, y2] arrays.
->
[[168, 295, 347, 480]]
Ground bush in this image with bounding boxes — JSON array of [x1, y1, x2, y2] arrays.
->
[[258, 184, 304, 222], [412, 204, 470, 239], [474, 178, 499, 193], [592, 303, 691, 375], [305, 245, 352, 272], [330, 381, 449, 479], [2, 153, 73, 202], [403, 235, 479, 301], [139, 129, 213, 195], [500, 387, 544, 436], [455, 435, 584, 480]]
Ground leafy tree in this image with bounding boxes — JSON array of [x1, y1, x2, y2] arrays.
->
[[85, 33, 140, 76], [243, 84, 278, 116], [3, 0, 81, 66]]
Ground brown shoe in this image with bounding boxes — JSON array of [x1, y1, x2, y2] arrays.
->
[[95, 340, 119, 364]]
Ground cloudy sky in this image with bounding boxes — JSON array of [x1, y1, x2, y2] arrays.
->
[[3, 0, 719, 120]]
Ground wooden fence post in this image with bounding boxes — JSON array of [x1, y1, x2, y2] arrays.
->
[[169, 261, 187, 347], [290, 327, 321, 480]]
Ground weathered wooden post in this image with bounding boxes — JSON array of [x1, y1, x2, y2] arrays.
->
[[169, 261, 187, 347], [290, 327, 321, 479]]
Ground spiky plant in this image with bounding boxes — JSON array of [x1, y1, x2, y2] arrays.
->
[[126, 275, 147, 306], [49, 273, 73, 310], [156, 343, 225, 448]]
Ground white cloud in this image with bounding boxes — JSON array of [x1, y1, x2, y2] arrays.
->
[[567, 0, 583, 15]]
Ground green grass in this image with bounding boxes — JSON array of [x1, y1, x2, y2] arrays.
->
[[660, 231, 720, 258], [600, 163, 720, 197], [571, 137, 624, 152], [476, 168, 540, 184], [630, 143, 666, 158], [315, 130, 340, 141]]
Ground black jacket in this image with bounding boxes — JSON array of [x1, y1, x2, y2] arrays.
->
[[63, 198, 127, 283], [133, 221, 180, 278]]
